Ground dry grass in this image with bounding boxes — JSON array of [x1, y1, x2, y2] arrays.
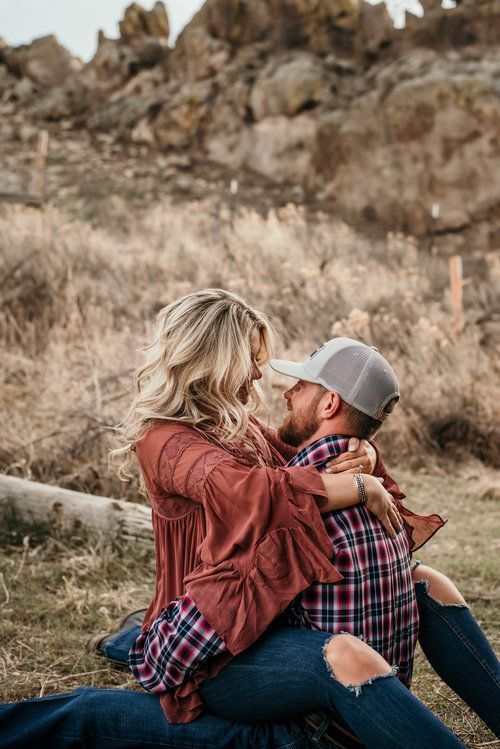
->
[[1, 199, 499, 499]]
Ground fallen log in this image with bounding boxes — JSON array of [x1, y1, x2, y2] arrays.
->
[[0, 474, 153, 547]]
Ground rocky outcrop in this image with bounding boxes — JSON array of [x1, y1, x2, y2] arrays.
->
[[1, 0, 499, 248], [118, 1, 170, 41], [308, 50, 500, 239], [249, 54, 330, 120]]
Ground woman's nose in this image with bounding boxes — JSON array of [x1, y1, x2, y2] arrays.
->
[[252, 364, 263, 381]]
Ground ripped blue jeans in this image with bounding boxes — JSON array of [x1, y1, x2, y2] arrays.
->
[[415, 579, 500, 737], [199, 627, 466, 749]]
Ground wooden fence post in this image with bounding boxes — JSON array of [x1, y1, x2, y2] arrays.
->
[[28, 129, 49, 199], [449, 255, 464, 334]]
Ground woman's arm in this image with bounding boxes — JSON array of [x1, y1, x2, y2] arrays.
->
[[319, 472, 403, 539], [325, 440, 406, 501], [148, 425, 402, 542]]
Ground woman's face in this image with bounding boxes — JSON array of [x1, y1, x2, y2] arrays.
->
[[238, 329, 263, 404]]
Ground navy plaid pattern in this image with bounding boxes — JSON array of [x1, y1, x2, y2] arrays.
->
[[287, 436, 419, 687], [128, 594, 226, 694]]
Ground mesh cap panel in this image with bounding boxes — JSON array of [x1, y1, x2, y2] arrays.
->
[[316, 343, 399, 420]]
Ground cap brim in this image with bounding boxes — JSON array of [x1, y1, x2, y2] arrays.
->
[[269, 359, 312, 381]]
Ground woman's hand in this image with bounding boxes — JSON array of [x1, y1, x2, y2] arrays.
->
[[325, 438, 377, 475], [319, 473, 403, 538], [363, 475, 402, 539]]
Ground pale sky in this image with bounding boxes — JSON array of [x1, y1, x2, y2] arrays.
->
[[0, 1, 205, 61]]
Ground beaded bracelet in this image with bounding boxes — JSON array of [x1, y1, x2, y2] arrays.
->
[[354, 473, 367, 504]]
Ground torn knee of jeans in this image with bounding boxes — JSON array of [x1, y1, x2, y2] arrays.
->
[[322, 633, 397, 697], [414, 578, 469, 609]]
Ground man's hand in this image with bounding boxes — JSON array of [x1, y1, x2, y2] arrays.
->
[[325, 438, 377, 475]]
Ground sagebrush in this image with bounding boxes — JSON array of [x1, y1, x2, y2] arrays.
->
[[1, 199, 498, 499]]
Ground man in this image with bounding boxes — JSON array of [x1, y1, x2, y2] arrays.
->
[[270, 337, 419, 688], [270, 338, 499, 742]]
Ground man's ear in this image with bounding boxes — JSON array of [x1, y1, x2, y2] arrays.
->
[[319, 391, 342, 421]]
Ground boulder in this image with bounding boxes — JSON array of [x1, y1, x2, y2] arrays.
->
[[250, 53, 330, 120], [402, 0, 500, 51], [190, 0, 362, 56], [241, 114, 318, 182], [193, 0, 271, 46], [269, 0, 361, 55], [0, 35, 80, 88], [172, 25, 230, 80], [66, 35, 169, 116], [0, 61, 17, 97], [152, 80, 215, 149], [119, 1, 170, 41]]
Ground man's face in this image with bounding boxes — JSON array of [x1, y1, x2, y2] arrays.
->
[[277, 380, 326, 447]]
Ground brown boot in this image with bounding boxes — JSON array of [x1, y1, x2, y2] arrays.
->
[[86, 608, 147, 666]]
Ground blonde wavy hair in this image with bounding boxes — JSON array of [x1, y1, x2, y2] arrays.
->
[[111, 288, 277, 480]]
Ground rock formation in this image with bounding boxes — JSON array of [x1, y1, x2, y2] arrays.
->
[[0, 34, 81, 87], [0, 0, 499, 248]]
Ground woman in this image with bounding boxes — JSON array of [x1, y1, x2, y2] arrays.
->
[[108, 289, 498, 747]]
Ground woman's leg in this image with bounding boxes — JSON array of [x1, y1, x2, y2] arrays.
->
[[0, 687, 308, 749], [92, 624, 142, 664], [413, 564, 500, 737], [200, 628, 466, 749], [89, 621, 364, 748]]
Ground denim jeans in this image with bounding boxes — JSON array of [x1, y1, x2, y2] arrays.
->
[[0, 687, 308, 749], [199, 627, 465, 749], [97, 626, 465, 748], [100, 582, 500, 737], [97, 624, 143, 664]]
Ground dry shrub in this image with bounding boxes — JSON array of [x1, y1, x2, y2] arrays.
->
[[1, 200, 498, 497]]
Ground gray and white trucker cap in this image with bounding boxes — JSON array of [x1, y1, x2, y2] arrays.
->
[[270, 337, 400, 422]]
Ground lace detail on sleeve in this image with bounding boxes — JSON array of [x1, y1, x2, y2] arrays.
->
[[184, 449, 229, 502], [158, 430, 230, 503]]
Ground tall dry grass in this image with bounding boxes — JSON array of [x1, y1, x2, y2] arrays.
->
[[1, 199, 499, 500]]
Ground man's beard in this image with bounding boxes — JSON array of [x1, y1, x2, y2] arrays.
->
[[277, 396, 322, 448]]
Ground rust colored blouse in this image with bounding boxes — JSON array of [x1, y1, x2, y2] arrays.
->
[[136, 418, 444, 723]]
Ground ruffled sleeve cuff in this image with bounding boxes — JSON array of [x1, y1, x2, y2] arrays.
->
[[186, 468, 341, 657], [371, 442, 446, 551], [397, 501, 446, 552]]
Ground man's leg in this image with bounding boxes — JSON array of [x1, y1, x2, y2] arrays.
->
[[0, 687, 309, 749], [413, 564, 500, 737]]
